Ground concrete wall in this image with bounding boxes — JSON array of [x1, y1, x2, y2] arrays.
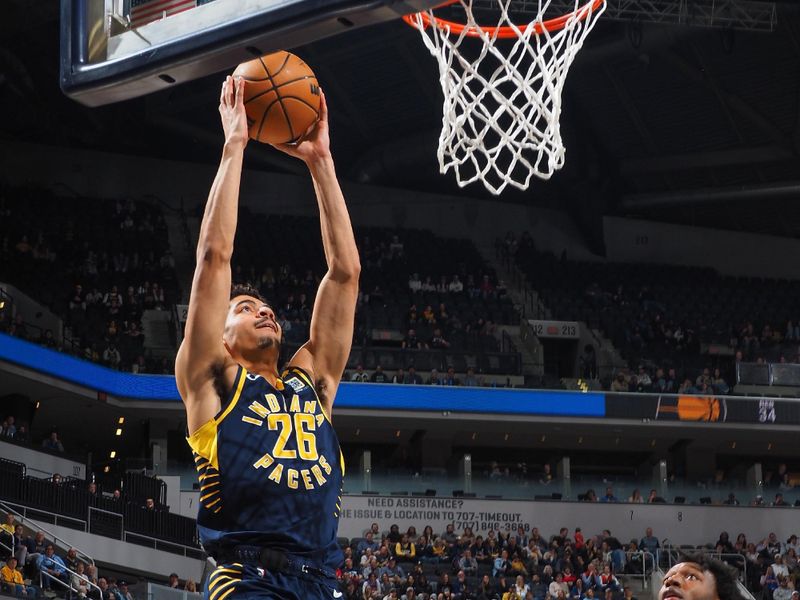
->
[[0, 283, 63, 341], [29, 520, 204, 581], [604, 216, 800, 279], [0, 439, 85, 480], [339, 494, 794, 545]]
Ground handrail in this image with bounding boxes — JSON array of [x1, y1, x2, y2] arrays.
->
[[88, 505, 124, 539], [626, 550, 655, 591], [0, 500, 95, 567], [39, 560, 102, 597], [123, 530, 202, 557]]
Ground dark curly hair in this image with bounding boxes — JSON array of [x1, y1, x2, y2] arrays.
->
[[230, 283, 268, 305], [676, 553, 745, 600]]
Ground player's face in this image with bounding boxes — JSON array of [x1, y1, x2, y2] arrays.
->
[[659, 563, 718, 600], [224, 295, 281, 355]]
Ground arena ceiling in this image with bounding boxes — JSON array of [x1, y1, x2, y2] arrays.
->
[[1, 1, 800, 242]]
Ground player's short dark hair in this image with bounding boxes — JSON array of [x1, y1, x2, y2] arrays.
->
[[230, 283, 268, 305], [678, 553, 744, 600]]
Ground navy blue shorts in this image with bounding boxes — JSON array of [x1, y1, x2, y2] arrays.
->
[[204, 562, 342, 600]]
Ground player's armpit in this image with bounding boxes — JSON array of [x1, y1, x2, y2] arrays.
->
[[175, 251, 232, 428], [288, 273, 358, 414]]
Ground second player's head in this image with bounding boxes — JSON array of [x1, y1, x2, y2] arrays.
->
[[224, 283, 281, 361], [659, 555, 744, 600]]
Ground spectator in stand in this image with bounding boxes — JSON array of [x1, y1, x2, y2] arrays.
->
[[14, 424, 29, 443], [3, 416, 17, 438], [640, 528, 660, 556], [11, 525, 27, 566], [773, 493, 789, 507], [628, 489, 643, 503], [102, 343, 122, 369], [41, 431, 64, 453], [117, 580, 134, 600], [408, 274, 422, 293], [479, 275, 494, 298], [358, 533, 380, 555], [380, 558, 405, 586], [583, 564, 604, 594], [37, 545, 68, 589], [712, 369, 729, 394], [71, 561, 91, 598], [580, 345, 598, 380], [448, 276, 464, 293], [600, 487, 618, 503], [773, 578, 793, 600], [429, 328, 450, 349], [24, 531, 48, 570], [459, 549, 478, 575], [428, 369, 442, 385], [184, 580, 199, 595], [494, 549, 511, 577], [168, 574, 180, 589], [610, 373, 627, 393], [757, 534, 782, 556], [463, 368, 478, 387], [362, 572, 380, 599], [442, 367, 460, 386], [351, 365, 370, 382], [771, 555, 789, 579], [402, 330, 424, 350], [1, 557, 37, 598], [107, 579, 123, 600], [371, 365, 389, 383], [64, 547, 81, 572], [761, 567, 779, 598], [387, 525, 402, 545], [0, 513, 15, 557], [599, 565, 619, 591], [395, 535, 416, 562], [635, 366, 652, 392], [722, 493, 740, 506], [406, 367, 422, 385], [550, 573, 568, 597]]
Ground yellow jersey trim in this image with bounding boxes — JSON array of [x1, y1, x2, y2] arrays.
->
[[282, 365, 333, 426], [186, 366, 248, 470]]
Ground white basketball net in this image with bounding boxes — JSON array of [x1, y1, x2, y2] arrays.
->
[[407, 0, 606, 195]]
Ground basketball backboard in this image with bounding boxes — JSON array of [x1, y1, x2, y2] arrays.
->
[[60, 0, 440, 106]]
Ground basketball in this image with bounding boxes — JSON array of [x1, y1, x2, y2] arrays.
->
[[233, 51, 321, 145]]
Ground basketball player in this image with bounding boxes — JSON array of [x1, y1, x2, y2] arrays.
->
[[659, 555, 744, 600], [175, 75, 359, 600]]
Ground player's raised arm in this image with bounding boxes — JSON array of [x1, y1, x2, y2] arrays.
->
[[175, 76, 248, 434], [273, 92, 360, 416]]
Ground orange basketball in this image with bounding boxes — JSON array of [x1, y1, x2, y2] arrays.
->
[[233, 51, 320, 145]]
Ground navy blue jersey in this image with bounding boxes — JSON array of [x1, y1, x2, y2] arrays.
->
[[187, 365, 344, 571]]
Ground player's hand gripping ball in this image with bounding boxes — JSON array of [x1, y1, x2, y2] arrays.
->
[[233, 51, 321, 145]]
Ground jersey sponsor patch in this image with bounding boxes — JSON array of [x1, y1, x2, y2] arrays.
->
[[285, 376, 306, 392]]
